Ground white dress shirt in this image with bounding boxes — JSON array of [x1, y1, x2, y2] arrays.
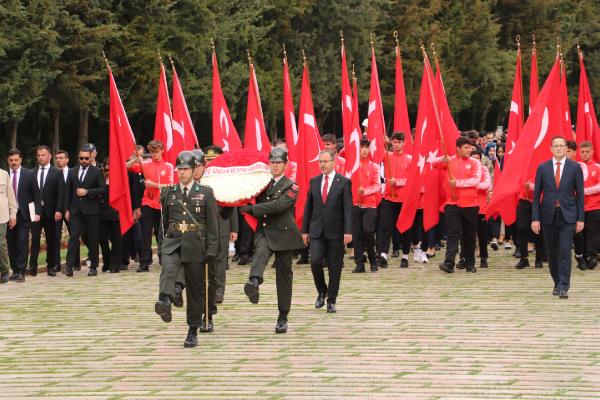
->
[[320, 170, 336, 195]]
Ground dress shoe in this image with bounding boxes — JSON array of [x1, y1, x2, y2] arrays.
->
[[216, 293, 224, 304], [154, 298, 172, 323], [490, 241, 499, 251], [315, 292, 327, 309], [120, 264, 128, 271], [231, 253, 240, 262], [559, 290, 569, 299], [136, 264, 149, 273], [296, 256, 309, 265], [456, 258, 467, 269], [352, 265, 365, 273], [513, 249, 521, 258], [102, 265, 110, 273], [54, 265, 62, 273], [553, 286, 559, 296], [8, 272, 18, 281], [377, 256, 388, 269], [183, 326, 198, 348], [15, 273, 25, 282], [515, 258, 530, 269], [47, 268, 56, 277], [370, 263, 378, 272], [65, 265, 74, 277], [400, 259, 409, 268], [391, 250, 400, 258], [587, 257, 598, 270], [0, 272, 8, 284], [87, 267, 98, 276], [238, 255, 251, 265], [73, 265, 81, 271], [275, 317, 288, 334], [326, 302, 336, 313], [25, 267, 37, 276], [480, 258, 488, 268], [575, 255, 587, 271], [109, 267, 120, 273], [173, 284, 184, 308], [466, 265, 477, 273], [439, 262, 454, 273], [244, 277, 260, 304], [199, 317, 214, 333], [534, 259, 544, 269]]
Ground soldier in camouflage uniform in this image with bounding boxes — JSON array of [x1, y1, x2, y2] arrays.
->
[[239, 147, 304, 334], [154, 151, 219, 348]]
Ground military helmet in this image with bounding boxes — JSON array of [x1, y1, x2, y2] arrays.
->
[[360, 134, 371, 147], [203, 145, 223, 161], [269, 147, 288, 163], [191, 149, 206, 166], [176, 150, 197, 169]]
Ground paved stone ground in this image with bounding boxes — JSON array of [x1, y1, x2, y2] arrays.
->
[[1, 247, 600, 399]]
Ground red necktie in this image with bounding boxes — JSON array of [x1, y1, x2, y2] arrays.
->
[[322, 175, 329, 204], [555, 162, 561, 188], [12, 172, 17, 199]]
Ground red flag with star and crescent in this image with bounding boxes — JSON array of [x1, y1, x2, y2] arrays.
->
[[171, 63, 199, 152], [367, 47, 387, 163], [576, 49, 600, 161], [341, 41, 359, 178], [394, 42, 412, 154], [243, 62, 271, 155], [283, 52, 299, 162], [153, 62, 175, 165], [212, 49, 242, 152]]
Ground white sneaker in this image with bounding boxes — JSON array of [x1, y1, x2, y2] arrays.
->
[[413, 247, 422, 262], [420, 252, 429, 263], [504, 243, 512, 250]]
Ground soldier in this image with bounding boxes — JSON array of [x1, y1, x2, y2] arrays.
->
[[154, 151, 219, 348], [203, 146, 238, 304], [239, 147, 304, 334]]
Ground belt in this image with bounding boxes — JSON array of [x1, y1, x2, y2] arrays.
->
[[170, 222, 200, 233]]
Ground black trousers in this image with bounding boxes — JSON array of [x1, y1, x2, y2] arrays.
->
[[30, 214, 57, 269], [67, 212, 99, 268], [516, 199, 545, 261], [140, 206, 162, 267], [574, 209, 600, 258], [309, 235, 345, 304], [352, 206, 377, 266], [488, 216, 501, 240], [235, 214, 254, 257], [99, 219, 123, 270], [376, 199, 411, 256], [444, 205, 478, 266], [54, 217, 73, 268], [543, 209, 575, 291], [122, 221, 142, 263], [477, 215, 488, 259], [7, 211, 30, 273]]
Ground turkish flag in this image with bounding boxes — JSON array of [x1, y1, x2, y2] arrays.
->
[[171, 64, 198, 154], [283, 54, 299, 162], [434, 59, 459, 157], [212, 50, 242, 152], [529, 47, 539, 115], [243, 63, 271, 155], [505, 47, 524, 155], [341, 43, 358, 178], [107, 65, 136, 234], [367, 47, 386, 163], [397, 59, 439, 233], [576, 51, 600, 161], [344, 72, 361, 178], [295, 63, 324, 228], [153, 63, 175, 165], [487, 58, 563, 223], [394, 43, 412, 154], [560, 62, 574, 140]]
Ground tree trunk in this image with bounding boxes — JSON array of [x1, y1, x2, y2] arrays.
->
[[479, 107, 489, 132], [9, 120, 17, 149], [78, 107, 89, 151], [52, 109, 60, 155]]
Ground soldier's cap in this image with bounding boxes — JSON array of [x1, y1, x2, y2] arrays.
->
[[81, 143, 97, 152], [176, 150, 197, 169], [269, 147, 288, 163], [203, 145, 223, 161], [360, 134, 371, 147], [191, 149, 206, 166]]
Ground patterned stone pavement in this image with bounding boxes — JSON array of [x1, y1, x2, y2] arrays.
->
[[1, 248, 600, 399]]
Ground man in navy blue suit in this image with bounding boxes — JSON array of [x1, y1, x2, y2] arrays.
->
[[532, 136, 585, 299]]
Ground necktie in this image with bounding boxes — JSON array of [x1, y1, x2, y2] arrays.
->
[[79, 167, 86, 183], [39, 167, 45, 192], [322, 175, 329, 204], [555, 162, 561, 188], [183, 187, 188, 198], [12, 171, 17, 199]]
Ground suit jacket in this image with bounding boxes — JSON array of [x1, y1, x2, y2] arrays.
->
[[64, 165, 107, 216], [302, 172, 352, 240], [128, 171, 144, 210], [11, 167, 41, 222], [532, 158, 584, 225], [246, 176, 304, 251], [32, 165, 65, 217], [217, 206, 238, 238], [0, 169, 17, 224]]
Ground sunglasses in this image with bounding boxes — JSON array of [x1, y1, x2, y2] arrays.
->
[[79, 157, 90, 160]]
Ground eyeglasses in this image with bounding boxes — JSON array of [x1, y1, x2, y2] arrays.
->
[[79, 157, 90, 160], [318, 160, 333, 164]]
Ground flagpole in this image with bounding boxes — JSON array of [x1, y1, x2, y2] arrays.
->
[[516, 35, 524, 126]]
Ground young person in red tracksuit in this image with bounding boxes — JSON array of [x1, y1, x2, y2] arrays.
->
[[435, 137, 482, 273], [351, 136, 381, 273], [574, 140, 600, 270]]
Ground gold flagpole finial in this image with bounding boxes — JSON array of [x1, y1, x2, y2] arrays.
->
[[515, 34, 521, 50], [340, 30, 344, 42], [352, 63, 356, 80], [370, 32, 375, 50], [532, 33, 536, 53], [282, 43, 287, 59], [556, 36, 561, 57], [419, 39, 428, 60], [577, 42, 583, 60], [393, 30, 400, 48], [157, 49, 162, 63], [168, 53, 175, 69], [210, 37, 215, 52], [247, 49, 253, 65]]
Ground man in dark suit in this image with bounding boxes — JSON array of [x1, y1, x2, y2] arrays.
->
[[532, 136, 585, 299], [6, 148, 41, 282], [28, 146, 65, 277], [302, 149, 352, 313], [64, 148, 107, 277]]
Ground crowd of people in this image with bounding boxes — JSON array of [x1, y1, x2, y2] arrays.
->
[[0, 127, 592, 345]]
